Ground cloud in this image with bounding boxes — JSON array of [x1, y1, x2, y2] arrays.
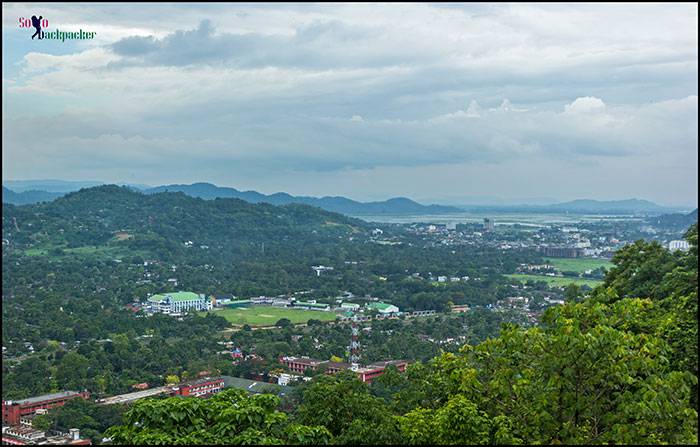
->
[[2, 3, 697, 205], [564, 96, 606, 114]]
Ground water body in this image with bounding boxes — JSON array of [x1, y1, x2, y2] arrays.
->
[[351, 212, 642, 228]]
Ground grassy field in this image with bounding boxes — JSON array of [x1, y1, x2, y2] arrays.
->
[[545, 257, 613, 273], [21, 243, 146, 260], [506, 274, 603, 288], [204, 306, 339, 327]]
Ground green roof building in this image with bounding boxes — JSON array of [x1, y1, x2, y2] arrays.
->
[[146, 291, 210, 314], [366, 302, 400, 314]]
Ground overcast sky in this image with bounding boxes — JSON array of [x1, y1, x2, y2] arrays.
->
[[2, 3, 698, 206]]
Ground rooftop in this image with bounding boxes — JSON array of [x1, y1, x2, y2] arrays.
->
[[148, 291, 200, 303], [221, 376, 287, 394], [366, 302, 398, 311], [9, 391, 83, 406], [368, 360, 407, 368], [179, 376, 224, 387], [325, 361, 351, 370], [294, 301, 329, 308], [282, 356, 325, 366]]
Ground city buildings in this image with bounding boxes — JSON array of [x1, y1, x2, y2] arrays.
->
[[146, 292, 211, 314], [483, 218, 495, 232]]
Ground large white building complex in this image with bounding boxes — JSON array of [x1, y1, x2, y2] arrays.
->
[[146, 292, 211, 314], [668, 240, 690, 252]]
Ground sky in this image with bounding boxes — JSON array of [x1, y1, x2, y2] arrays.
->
[[2, 3, 698, 206]]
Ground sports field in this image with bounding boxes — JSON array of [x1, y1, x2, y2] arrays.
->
[[506, 274, 603, 288], [545, 258, 613, 273], [204, 306, 339, 327]]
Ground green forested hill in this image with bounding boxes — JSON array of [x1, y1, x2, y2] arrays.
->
[[2, 185, 368, 262]]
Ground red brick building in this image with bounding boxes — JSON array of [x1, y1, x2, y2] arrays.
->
[[279, 356, 407, 384], [171, 377, 225, 397], [279, 356, 327, 374], [354, 360, 408, 384], [2, 391, 90, 425]]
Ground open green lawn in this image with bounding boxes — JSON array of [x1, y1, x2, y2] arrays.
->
[[545, 257, 613, 273], [203, 306, 339, 327], [506, 274, 603, 288], [21, 243, 146, 260]]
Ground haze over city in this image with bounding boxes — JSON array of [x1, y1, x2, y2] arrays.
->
[[2, 2, 698, 206]]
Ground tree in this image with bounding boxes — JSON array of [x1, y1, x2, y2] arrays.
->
[[603, 239, 676, 301], [276, 318, 292, 328], [55, 352, 90, 390], [32, 413, 53, 431], [563, 283, 581, 302], [398, 298, 698, 445], [295, 370, 401, 444], [446, 300, 454, 313], [165, 375, 179, 385], [105, 388, 331, 445]]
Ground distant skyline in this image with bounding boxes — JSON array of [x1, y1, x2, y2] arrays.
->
[[3, 3, 698, 207]]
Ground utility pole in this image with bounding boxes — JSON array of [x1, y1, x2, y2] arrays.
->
[[350, 314, 360, 368]]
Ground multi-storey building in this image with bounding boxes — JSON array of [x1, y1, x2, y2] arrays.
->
[[278, 357, 407, 384], [2, 391, 90, 426], [279, 356, 327, 374], [171, 377, 225, 397], [146, 292, 211, 314]]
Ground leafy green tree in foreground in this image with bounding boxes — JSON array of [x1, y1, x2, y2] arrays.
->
[[398, 297, 698, 445], [104, 388, 330, 445], [294, 370, 402, 445]]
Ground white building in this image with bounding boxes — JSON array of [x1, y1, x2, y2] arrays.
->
[[147, 292, 211, 314], [340, 302, 360, 311], [669, 240, 690, 252]]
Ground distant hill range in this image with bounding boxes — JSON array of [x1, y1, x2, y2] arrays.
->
[[2, 180, 692, 216], [2, 185, 369, 261], [462, 198, 689, 215], [547, 199, 677, 214], [143, 183, 461, 215], [646, 208, 698, 231], [3, 179, 151, 193], [2, 187, 64, 206]]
